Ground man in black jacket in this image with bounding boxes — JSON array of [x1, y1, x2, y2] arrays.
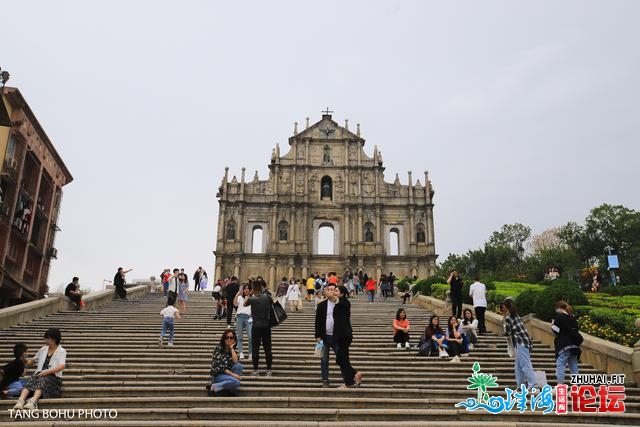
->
[[314, 283, 341, 387]]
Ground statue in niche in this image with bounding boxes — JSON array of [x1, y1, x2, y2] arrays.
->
[[322, 181, 331, 198], [364, 226, 374, 242], [322, 145, 332, 164], [279, 222, 288, 241], [416, 228, 426, 243], [226, 221, 236, 240]]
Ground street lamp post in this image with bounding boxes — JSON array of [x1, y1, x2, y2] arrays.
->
[[604, 246, 618, 287]]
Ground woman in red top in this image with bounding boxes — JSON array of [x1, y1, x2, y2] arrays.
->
[[365, 276, 376, 303], [393, 308, 411, 349]]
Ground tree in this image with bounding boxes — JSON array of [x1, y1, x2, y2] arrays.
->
[[488, 223, 532, 251]]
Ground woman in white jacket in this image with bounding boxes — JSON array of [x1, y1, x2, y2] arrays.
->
[[286, 280, 301, 312], [13, 328, 66, 410]]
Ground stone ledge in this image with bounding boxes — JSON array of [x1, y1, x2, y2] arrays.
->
[[0, 285, 152, 330]]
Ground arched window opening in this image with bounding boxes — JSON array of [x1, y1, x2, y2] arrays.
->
[[389, 228, 400, 256], [364, 222, 375, 242], [318, 224, 335, 255], [278, 220, 288, 241], [416, 223, 426, 243], [226, 220, 236, 240], [320, 175, 333, 200], [252, 226, 264, 253]]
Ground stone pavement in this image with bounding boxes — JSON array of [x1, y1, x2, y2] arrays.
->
[[0, 291, 638, 425]]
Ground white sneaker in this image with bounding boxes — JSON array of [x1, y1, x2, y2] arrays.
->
[[23, 399, 37, 410], [461, 353, 469, 357], [239, 352, 245, 360], [468, 344, 474, 350], [405, 341, 410, 348], [397, 343, 402, 349], [450, 355, 461, 363], [13, 399, 25, 410], [168, 342, 174, 346]]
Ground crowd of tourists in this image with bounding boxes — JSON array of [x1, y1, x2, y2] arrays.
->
[[2, 268, 584, 406]]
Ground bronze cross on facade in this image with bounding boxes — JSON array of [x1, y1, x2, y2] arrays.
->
[[322, 107, 334, 115]]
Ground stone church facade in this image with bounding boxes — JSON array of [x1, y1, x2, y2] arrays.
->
[[213, 112, 437, 288]]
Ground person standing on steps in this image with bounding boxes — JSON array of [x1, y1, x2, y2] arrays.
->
[[113, 267, 133, 300], [234, 284, 253, 360], [315, 283, 340, 387], [501, 298, 538, 390], [333, 285, 362, 388], [286, 279, 301, 312], [469, 275, 487, 334], [275, 277, 289, 309], [226, 277, 240, 327], [447, 270, 464, 319], [243, 281, 273, 377], [551, 301, 582, 385], [159, 296, 181, 347]]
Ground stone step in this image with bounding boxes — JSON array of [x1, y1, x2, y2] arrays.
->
[[0, 291, 636, 425]]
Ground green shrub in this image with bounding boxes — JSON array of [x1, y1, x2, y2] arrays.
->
[[431, 284, 448, 299], [601, 285, 640, 296], [515, 290, 541, 316], [588, 308, 636, 334], [396, 282, 410, 292], [573, 305, 593, 317], [412, 276, 446, 296], [531, 284, 588, 321]]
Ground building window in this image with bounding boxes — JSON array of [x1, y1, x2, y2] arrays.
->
[[416, 223, 426, 243], [389, 227, 400, 255], [251, 225, 264, 253], [321, 175, 332, 199], [318, 224, 335, 255]]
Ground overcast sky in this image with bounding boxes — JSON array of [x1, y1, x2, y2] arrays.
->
[[3, 1, 639, 292]]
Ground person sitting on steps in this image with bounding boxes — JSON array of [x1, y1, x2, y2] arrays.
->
[[445, 316, 466, 363], [208, 330, 243, 397], [393, 308, 411, 349]]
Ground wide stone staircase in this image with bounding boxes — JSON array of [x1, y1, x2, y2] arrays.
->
[[1, 291, 639, 426]]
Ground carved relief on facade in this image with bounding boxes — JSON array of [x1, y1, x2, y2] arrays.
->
[[348, 144, 357, 161], [279, 171, 292, 194], [297, 144, 306, 160], [296, 172, 305, 194], [309, 173, 318, 198], [334, 175, 344, 199], [361, 170, 374, 196], [349, 170, 358, 196]]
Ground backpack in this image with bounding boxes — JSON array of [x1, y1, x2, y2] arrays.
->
[[418, 340, 434, 357]]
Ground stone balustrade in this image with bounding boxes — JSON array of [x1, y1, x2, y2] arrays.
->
[[412, 294, 640, 386]]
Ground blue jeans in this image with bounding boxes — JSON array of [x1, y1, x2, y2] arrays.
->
[[4, 379, 26, 397], [556, 348, 579, 385], [236, 314, 253, 354], [212, 362, 243, 393], [160, 317, 174, 343], [367, 290, 375, 302], [321, 335, 340, 381], [515, 344, 537, 389], [162, 282, 169, 296]]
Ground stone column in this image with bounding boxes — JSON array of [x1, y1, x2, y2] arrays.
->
[[427, 206, 435, 254], [215, 263, 222, 282], [269, 262, 276, 292]]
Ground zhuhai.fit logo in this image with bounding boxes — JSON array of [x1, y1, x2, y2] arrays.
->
[[455, 362, 626, 414]]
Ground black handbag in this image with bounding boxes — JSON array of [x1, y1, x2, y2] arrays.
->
[[270, 300, 287, 327]]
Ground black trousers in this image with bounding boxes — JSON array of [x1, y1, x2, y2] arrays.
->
[[251, 325, 273, 370], [451, 298, 462, 319], [115, 285, 127, 300], [446, 340, 463, 356], [336, 337, 357, 386], [475, 306, 487, 333], [394, 330, 410, 343], [226, 300, 235, 325]]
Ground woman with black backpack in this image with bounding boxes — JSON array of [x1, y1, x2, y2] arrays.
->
[[551, 301, 583, 385]]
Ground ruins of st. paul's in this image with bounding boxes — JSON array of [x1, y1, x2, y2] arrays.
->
[[214, 111, 436, 287]]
